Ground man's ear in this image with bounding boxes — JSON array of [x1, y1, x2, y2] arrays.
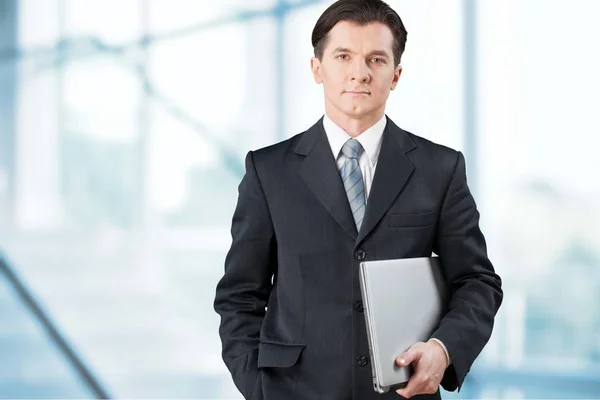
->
[[311, 57, 323, 84], [391, 65, 402, 90]]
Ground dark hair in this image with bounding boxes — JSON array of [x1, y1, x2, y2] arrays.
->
[[311, 0, 407, 66]]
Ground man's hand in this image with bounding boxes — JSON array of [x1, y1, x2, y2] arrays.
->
[[394, 339, 449, 398]]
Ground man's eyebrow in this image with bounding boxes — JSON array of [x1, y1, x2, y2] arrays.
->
[[331, 47, 390, 58], [332, 47, 353, 54], [367, 50, 390, 58]]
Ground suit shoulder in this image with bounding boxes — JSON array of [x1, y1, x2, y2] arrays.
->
[[249, 131, 305, 166], [405, 130, 458, 157], [403, 129, 462, 170]]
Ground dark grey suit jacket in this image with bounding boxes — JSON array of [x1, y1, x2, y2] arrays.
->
[[213, 116, 503, 400]]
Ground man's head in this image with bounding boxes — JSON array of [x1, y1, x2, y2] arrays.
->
[[310, 0, 407, 124]]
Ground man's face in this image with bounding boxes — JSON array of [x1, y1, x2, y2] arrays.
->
[[311, 21, 402, 121]]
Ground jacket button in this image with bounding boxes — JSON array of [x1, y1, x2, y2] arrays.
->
[[357, 355, 368, 367], [354, 300, 364, 313], [355, 249, 366, 261]]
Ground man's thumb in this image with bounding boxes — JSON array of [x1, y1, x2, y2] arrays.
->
[[396, 350, 416, 366]]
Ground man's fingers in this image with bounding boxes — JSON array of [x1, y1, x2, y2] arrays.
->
[[396, 342, 443, 397], [395, 376, 420, 398], [396, 370, 438, 398]]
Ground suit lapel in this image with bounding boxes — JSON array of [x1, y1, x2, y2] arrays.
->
[[356, 117, 417, 246], [296, 118, 358, 240]]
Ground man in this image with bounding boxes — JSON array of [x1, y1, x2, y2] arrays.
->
[[213, 0, 503, 399]]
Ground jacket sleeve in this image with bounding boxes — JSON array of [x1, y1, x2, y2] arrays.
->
[[213, 151, 276, 399], [430, 151, 504, 392]]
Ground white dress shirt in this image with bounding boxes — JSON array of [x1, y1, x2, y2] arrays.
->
[[322, 113, 452, 367]]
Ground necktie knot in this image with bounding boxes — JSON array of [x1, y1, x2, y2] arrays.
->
[[341, 139, 362, 160]]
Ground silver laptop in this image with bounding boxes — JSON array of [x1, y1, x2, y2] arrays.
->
[[358, 256, 448, 394]]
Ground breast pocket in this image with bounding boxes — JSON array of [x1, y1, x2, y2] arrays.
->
[[388, 211, 437, 228]]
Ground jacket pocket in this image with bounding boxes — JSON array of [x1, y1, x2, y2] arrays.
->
[[389, 211, 436, 227], [257, 341, 306, 368]]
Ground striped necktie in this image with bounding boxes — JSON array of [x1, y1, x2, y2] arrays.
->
[[339, 138, 366, 230]]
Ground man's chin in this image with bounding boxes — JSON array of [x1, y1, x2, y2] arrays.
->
[[341, 106, 375, 119]]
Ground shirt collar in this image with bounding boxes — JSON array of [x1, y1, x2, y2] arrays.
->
[[322, 113, 387, 166]]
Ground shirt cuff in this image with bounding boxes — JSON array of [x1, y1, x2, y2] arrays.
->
[[429, 338, 451, 367]]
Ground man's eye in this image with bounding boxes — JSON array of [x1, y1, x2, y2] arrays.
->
[[371, 58, 384, 63], [337, 54, 349, 60]]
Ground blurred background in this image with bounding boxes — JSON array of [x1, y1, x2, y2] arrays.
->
[[0, 0, 599, 398]]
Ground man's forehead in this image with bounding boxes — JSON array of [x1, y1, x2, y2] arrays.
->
[[325, 21, 394, 50]]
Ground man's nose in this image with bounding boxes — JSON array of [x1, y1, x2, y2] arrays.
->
[[350, 60, 370, 83]]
